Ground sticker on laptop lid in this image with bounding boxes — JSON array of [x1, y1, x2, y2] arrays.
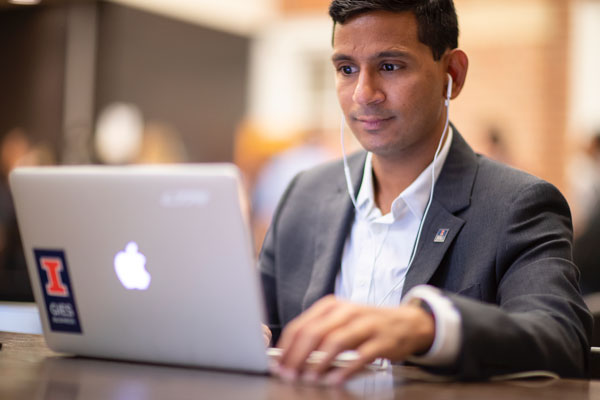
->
[[34, 249, 83, 334]]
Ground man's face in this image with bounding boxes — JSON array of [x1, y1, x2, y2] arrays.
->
[[332, 11, 447, 160]]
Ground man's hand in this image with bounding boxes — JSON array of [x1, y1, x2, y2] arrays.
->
[[272, 295, 435, 385], [262, 324, 272, 347]]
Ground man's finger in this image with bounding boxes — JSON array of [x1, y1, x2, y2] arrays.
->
[[278, 300, 361, 372], [307, 315, 378, 376], [262, 324, 272, 347], [276, 295, 339, 351]]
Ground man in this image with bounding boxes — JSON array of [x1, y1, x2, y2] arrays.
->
[[259, 0, 592, 384]]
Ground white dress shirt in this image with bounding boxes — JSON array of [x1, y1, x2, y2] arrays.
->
[[334, 128, 461, 365]]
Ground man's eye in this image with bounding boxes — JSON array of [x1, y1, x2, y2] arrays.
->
[[339, 65, 355, 75], [381, 63, 398, 72]]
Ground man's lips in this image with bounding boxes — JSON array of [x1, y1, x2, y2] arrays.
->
[[353, 116, 394, 130]]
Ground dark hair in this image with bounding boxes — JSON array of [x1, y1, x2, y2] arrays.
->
[[329, 0, 459, 60]]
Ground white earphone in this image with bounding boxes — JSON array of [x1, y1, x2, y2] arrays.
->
[[445, 72, 453, 107]]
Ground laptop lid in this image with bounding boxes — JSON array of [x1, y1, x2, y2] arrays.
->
[[9, 164, 269, 373]]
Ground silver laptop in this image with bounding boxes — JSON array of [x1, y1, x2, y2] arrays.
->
[[9, 164, 269, 373]]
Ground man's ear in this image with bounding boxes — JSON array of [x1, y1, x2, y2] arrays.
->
[[445, 49, 469, 99]]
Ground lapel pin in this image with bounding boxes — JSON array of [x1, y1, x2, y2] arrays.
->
[[434, 229, 449, 243]]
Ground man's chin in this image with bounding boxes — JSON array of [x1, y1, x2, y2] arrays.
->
[[351, 132, 395, 154]]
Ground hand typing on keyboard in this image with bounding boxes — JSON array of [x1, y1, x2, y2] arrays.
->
[[270, 295, 434, 385]]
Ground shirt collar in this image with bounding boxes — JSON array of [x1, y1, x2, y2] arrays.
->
[[355, 127, 454, 222]]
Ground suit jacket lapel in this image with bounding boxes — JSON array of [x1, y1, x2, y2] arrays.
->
[[401, 201, 465, 296], [302, 153, 366, 310], [402, 129, 479, 296]]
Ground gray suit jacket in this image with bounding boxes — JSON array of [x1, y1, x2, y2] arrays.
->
[[259, 130, 592, 379]]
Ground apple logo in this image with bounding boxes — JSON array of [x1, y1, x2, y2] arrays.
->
[[114, 242, 151, 290]]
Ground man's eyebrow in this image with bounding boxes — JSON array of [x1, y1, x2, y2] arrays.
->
[[331, 50, 412, 63], [376, 50, 412, 59], [331, 53, 352, 63]]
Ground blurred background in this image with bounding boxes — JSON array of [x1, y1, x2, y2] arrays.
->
[[1, 0, 600, 301]]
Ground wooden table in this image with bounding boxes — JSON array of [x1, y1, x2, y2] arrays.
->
[[0, 331, 596, 399]]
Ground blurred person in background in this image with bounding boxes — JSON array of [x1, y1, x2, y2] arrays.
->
[[135, 122, 188, 165], [94, 103, 187, 166], [94, 103, 144, 165], [479, 125, 513, 166], [569, 133, 600, 235], [574, 203, 600, 295], [251, 129, 336, 251], [571, 132, 600, 294], [0, 128, 55, 301]]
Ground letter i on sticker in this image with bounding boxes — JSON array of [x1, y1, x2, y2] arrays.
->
[[34, 249, 83, 334]]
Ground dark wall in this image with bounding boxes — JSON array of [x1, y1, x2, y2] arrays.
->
[[95, 2, 250, 162], [0, 4, 67, 154]]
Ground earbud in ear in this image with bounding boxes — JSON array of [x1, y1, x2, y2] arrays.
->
[[445, 73, 453, 106]]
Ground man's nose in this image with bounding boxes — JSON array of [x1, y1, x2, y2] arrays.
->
[[352, 71, 385, 106]]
